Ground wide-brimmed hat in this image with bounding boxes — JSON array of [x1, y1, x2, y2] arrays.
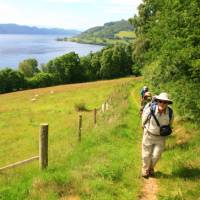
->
[[155, 92, 173, 104], [144, 91, 152, 97]]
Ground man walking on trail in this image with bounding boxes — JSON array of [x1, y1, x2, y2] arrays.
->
[[141, 92, 174, 178]]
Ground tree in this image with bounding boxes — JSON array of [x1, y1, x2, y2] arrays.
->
[[90, 52, 102, 79], [45, 52, 84, 84], [130, 0, 200, 122], [18, 58, 39, 77], [27, 72, 55, 88], [100, 44, 133, 79], [0, 68, 26, 93]]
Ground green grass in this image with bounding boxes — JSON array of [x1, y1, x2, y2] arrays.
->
[[157, 120, 200, 200], [0, 77, 143, 200], [135, 79, 200, 199], [2, 76, 198, 200], [115, 31, 136, 39], [67, 36, 131, 45]]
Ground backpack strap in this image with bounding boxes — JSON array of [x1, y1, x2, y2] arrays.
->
[[168, 107, 173, 121], [150, 108, 160, 127], [143, 103, 173, 126], [143, 102, 155, 126]]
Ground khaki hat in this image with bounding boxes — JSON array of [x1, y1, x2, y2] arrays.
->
[[144, 91, 152, 97], [155, 92, 173, 104]]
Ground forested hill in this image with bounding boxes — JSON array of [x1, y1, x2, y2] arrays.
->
[[67, 20, 135, 45], [78, 20, 133, 39], [0, 24, 81, 35]]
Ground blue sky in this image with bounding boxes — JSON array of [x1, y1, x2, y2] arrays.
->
[[0, 0, 142, 31]]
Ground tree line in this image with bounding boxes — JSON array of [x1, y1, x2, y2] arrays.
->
[[0, 44, 140, 94], [129, 0, 200, 122]]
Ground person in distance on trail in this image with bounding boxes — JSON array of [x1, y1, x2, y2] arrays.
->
[[141, 92, 174, 178], [140, 86, 149, 100], [140, 91, 152, 116]]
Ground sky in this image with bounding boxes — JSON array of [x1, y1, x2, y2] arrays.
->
[[0, 0, 142, 31]]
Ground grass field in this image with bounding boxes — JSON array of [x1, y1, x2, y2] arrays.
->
[[115, 31, 136, 39], [0, 77, 142, 200], [67, 36, 132, 45], [157, 120, 200, 199], [1, 77, 199, 200]]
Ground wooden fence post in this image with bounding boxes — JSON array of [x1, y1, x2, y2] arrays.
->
[[106, 102, 109, 111], [101, 103, 105, 112], [78, 114, 82, 142], [104, 103, 107, 112], [39, 123, 48, 170], [94, 108, 97, 125]]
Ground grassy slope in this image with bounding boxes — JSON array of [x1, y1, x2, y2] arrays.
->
[[67, 31, 135, 45], [66, 20, 134, 45], [157, 121, 200, 199], [67, 36, 131, 46], [115, 31, 136, 39], [127, 78, 200, 200], [137, 81, 200, 199], [0, 77, 143, 200], [1, 76, 198, 200]]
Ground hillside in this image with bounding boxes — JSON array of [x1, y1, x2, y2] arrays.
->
[[66, 20, 135, 45], [0, 24, 81, 36], [0, 77, 142, 199], [0, 77, 199, 199]]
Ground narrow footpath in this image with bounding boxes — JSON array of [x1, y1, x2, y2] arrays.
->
[[139, 177, 158, 200]]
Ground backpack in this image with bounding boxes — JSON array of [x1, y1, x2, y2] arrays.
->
[[150, 102, 173, 121], [144, 101, 173, 125], [144, 102, 173, 136]]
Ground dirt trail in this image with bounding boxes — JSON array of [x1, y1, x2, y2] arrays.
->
[[139, 177, 158, 200]]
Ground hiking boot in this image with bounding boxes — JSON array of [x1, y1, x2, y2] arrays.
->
[[149, 168, 154, 177], [141, 170, 149, 179]]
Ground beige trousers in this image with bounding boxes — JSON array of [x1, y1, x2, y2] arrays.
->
[[142, 129, 166, 173]]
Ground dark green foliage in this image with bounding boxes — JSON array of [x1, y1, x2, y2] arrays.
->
[[78, 20, 133, 39], [45, 52, 85, 83], [0, 68, 26, 93], [100, 44, 133, 79], [130, 0, 200, 122], [18, 58, 40, 77], [27, 72, 55, 88], [80, 52, 101, 81]]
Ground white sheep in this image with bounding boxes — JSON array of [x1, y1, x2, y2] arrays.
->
[[31, 98, 36, 102]]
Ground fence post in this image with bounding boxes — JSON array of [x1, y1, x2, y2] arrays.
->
[[101, 103, 105, 112], [78, 114, 82, 142], [94, 108, 97, 125], [106, 102, 109, 111], [39, 123, 48, 170], [104, 103, 107, 112]]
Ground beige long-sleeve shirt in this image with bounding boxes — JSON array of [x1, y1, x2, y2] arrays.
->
[[142, 104, 173, 136]]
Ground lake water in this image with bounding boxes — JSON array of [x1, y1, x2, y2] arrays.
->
[[0, 34, 104, 69]]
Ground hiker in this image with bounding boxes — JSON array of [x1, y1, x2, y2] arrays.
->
[[141, 86, 148, 98], [141, 92, 174, 178], [140, 91, 152, 116]]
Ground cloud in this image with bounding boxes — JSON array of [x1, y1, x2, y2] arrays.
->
[[0, 3, 18, 18], [44, 0, 93, 3], [99, 0, 142, 16], [103, 6, 134, 15], [109, 0, 141, 6]]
